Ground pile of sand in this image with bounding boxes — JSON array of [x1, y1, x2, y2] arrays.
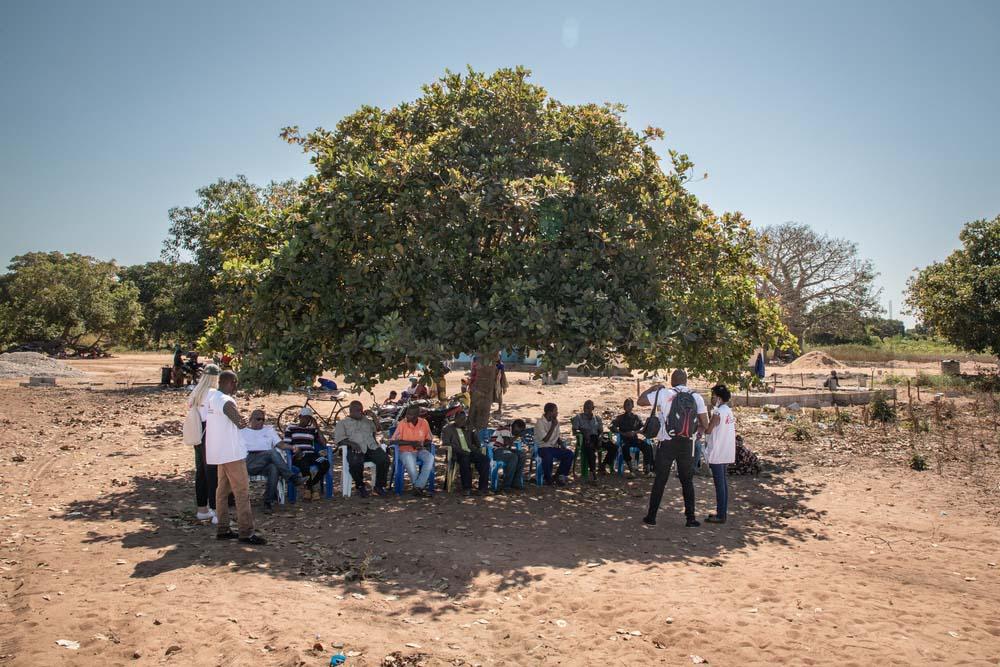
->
[[0, 351, 86, 379], [786, 350, 846, 370]]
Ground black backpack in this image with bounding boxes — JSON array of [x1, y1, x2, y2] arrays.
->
[[666, 389, 699, 438]]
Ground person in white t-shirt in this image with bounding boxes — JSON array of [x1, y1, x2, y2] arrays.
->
[[241, 409, 301, 513], [206, 371, 265, 545], [185, 364, 220, 522], [703, 384, 736, 524], [637, 369, 710, 528]]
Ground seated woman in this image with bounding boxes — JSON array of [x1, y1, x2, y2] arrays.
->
[[282, 407, 330, 500]]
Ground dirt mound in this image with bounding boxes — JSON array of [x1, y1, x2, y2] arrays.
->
[[0, 351, 86, 379], [786, 350, 846, 370]]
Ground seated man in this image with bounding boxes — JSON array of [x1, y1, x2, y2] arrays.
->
[[283, 407, 330, 500], [334, 400, 389, 497], [390, 404, 435, 496], [534, 403, 574, 486], [440, 412, 489, 495], [241, 409, 301, 512], [823, 370, 840, 391], [611, 398, 654, 475], [386, 390, 399, 404], [400, 377, 420, 402], [571, 400, 603, 483], [489, 419, 528, 491]]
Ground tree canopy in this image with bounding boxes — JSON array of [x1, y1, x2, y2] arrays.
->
[[162, 175, 301, 353], [906, 214, 1000, 360], [242, 67, 790, 412], [757, 221, 880, 347], [0, 252, 143, 351]]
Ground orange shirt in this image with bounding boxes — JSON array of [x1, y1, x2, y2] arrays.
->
[[392, 417, 432, 453]]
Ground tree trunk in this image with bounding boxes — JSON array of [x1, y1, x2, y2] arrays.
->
[[469, 352, 498, 430]]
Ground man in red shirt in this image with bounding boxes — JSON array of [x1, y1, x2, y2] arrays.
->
[[390, 405, 435, 496]]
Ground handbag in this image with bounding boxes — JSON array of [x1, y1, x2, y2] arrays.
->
[[642, 388, 663, 440], [182, 405, 204, 446]]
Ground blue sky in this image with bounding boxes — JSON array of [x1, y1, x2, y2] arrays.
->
[[2, 0, 998, 324]]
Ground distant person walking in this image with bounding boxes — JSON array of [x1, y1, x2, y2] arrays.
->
[[185, 364, 220, 523], [206, 370, 266, 545], [703, 384, 736, 524], [639, 369, 710, 527]]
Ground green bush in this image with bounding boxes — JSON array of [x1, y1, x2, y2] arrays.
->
[[808, 337, 995, 364], [914, 372, 968, 389], [871, 396, 896, 423]]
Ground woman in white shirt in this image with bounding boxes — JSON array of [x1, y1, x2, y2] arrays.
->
[[186, 364, 221, 521], [703, 384, 736, 524]]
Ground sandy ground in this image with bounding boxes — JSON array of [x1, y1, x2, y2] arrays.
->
[[1, 354, 999, 666]]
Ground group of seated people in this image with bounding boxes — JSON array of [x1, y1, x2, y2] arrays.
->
[[236, 396, 664, 505]]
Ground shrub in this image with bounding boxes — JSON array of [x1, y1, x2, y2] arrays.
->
[[909, 453, 929, 471], [871, 396, 896, 423], [786, 423, 812, 441]]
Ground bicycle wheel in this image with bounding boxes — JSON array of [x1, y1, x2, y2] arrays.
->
[[276, 404, 305, 433], [330, 402, 350, 426]]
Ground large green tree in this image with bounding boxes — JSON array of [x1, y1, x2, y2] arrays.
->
[[0, 252, 143, 351], [163, 175, 301, 353], [245, 67, 790, 425], [906, 214, 1000, 362]]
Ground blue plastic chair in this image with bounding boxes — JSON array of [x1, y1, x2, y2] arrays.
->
[[511, 428, 541, 487], [283, 446, 334, 501], [613, 433, 643, 476], [392, 443, 437, 495]]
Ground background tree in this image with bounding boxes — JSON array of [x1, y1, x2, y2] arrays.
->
[[244, 67, 791, 426], [803, 299, 869, 345], [163, 175, 301, 353], [0, 252, 142, 352], [906, 214, 1000, 362], [757, 222, 880, 348], [120, 261, 208, 347]]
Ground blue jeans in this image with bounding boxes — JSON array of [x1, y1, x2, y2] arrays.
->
[[538, 447, 574, 483], [400, 449, 435, 489], [709, 463, 728, 518], [493, 447, 525, 489]]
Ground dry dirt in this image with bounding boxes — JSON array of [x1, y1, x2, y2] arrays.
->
[[1, 353, 998, 666]]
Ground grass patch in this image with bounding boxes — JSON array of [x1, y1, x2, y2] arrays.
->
[[808, 337, 996, 364]]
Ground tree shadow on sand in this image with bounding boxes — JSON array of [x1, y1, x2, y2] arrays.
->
[[58, 458, 824, 618]]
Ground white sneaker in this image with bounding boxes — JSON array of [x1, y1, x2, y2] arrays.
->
[[210, 509, 218, 525], [196, 510, 213, 521]]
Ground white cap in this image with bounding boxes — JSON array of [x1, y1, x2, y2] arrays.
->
[[299, 407, 313, 417]]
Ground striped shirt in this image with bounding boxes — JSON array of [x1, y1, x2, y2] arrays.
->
[[283, 425, 321, 451]]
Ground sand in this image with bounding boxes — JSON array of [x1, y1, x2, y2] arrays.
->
[[1, 355, 998, 666], [785, 351, 846, 371]]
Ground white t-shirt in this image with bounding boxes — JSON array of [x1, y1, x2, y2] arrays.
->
[[205, 389, 246, 465], [648, 385, 708, 441], [705, 403, 736, 464], [240, 425, 282, 453]]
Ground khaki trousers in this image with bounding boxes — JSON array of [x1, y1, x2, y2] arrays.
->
[[216, 460, 255, 538]]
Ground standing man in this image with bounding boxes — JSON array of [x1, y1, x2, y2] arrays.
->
[[639, 369, 709, 528], [206, 370, 266, 544], [534, 403, 574, 486], [390, 405, 435, 496], [241, 409, 301, 513], [334, 400, 390, 497]]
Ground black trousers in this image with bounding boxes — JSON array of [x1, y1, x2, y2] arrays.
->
[[346, 447, 390, 490], [454, 449, 490, 491], [580, 433, 599, 478], [601, 438, 617, 471], [293, 451, 330, 489], [646, 437, 696, 521], [194, 429, 217, 509]]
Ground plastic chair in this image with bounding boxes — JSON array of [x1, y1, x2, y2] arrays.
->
[[612, 434, 643, 476], [248, 469, 286, 504], [283, 446, 334, 501], [392, 443, 437, 495], [340, 445, 382, 497], [574, 432, 594, 479]]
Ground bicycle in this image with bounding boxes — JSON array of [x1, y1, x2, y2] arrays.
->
[[276, 386, 393, 435]]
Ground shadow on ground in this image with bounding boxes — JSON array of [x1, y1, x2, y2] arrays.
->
[[57, 453, 825, 619]]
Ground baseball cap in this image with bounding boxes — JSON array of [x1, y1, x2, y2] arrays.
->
[[299, 406, 314, 417]]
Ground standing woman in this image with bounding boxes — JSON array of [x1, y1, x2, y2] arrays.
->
[[704, 384, 736, 524], [186, 364, 221, 522]]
